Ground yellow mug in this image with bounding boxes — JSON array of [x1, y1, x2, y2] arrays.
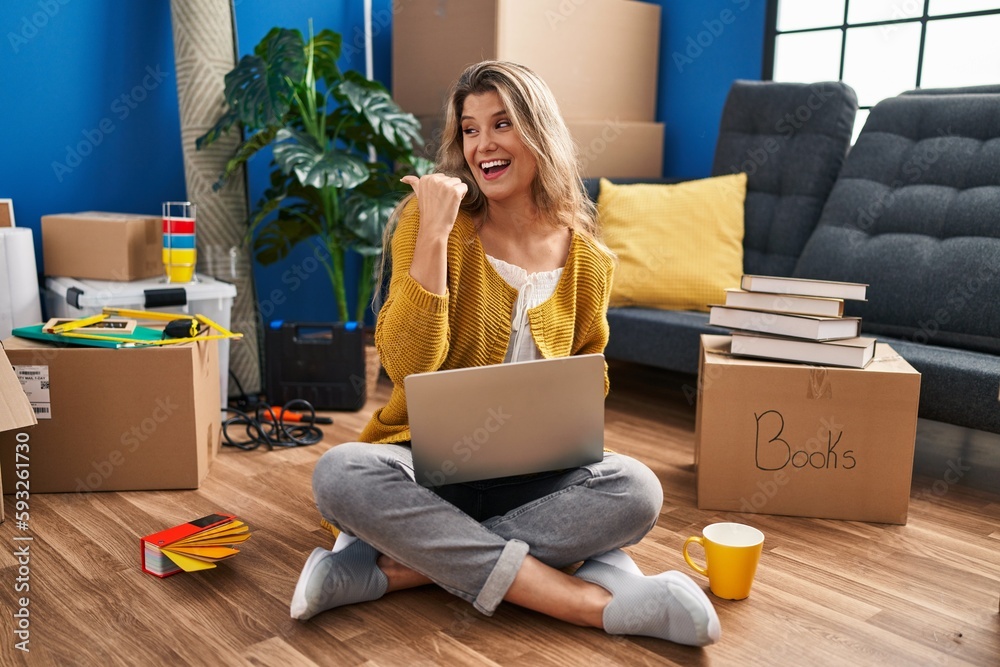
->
[[683, 522, 764, 600]]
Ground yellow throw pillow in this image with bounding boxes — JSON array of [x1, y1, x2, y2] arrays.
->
[[597, 174, 746, 312]]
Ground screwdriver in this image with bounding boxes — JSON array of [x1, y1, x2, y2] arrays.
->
[[260, 407, 333, 424]]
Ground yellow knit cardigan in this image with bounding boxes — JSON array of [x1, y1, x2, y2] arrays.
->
[[358, 199, 616, 444]]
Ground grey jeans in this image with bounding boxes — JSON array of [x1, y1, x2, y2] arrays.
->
[[312, 443, 663, 615]]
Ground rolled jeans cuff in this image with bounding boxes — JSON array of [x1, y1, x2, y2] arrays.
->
[[473, 538, 529, 616]]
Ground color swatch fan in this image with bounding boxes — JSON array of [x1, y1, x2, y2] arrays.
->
[[141, 513, 251, 578]]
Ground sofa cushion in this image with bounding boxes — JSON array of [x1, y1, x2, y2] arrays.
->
[[597, 175, 746, 311], [605, 308, 716, 375], [794, 92, 1000, 356], [873, 336, 1000, 433], [711, 80, 858, 278], [901, 84, 1000, 96]]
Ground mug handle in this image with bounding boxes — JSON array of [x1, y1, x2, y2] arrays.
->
[[683, 536, 709, 577]]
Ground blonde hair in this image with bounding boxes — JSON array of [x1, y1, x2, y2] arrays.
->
[[375, 61, 608, 310], [437, 60, 600, 236]]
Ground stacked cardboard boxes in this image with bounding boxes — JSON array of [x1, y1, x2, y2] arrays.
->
[[393, 0, 664, 178], [0, 211, 232, 495]]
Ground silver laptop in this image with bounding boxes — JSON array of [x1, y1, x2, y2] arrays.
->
[[404, 354, 606, 487]]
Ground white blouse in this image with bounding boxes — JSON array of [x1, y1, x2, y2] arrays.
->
[[487, 254, 564, 363]]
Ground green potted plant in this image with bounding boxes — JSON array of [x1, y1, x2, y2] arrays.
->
[[197, 25, 432, 324]]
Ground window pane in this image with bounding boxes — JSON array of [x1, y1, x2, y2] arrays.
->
[[842, 24, 921, 106], [929, 0, 1000, 16], [774, 30, 843, 83], [851, 109, 871, 145], [922, 14, 1000, 87], [848, 0, 923, 24], [778, 0, 845, 31]]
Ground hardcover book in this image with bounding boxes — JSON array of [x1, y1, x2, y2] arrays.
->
[[740, 275, 868, 301], [724, 289, 844, 318], [730, 332, 877, 369], [708, 305, 862, 341], [140, 513, 251, 578]]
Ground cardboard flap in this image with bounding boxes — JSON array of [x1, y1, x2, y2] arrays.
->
[[702, 335, 919, 375], [0, 342, 38, 431]]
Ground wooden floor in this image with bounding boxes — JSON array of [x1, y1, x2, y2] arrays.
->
[[1, 360, 998, 666]]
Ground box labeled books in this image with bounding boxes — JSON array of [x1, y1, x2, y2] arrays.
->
[[695, 335, 921, 524]]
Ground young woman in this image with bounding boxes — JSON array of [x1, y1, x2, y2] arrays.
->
[[292, 61, 720, 648]]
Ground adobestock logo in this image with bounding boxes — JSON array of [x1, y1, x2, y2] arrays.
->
[[578, 118, 625, 175], [73, 395, 180, 495], [51, 64, 168, 182], [672, 0, 753, 73], [7, 0, 71, 54], [422, 406, 511, 486]]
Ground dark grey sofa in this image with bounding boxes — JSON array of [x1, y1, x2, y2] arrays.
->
[[793, 85, 1000, 433], [591, 81, 1000, 435], [588, 79, 858, 374]]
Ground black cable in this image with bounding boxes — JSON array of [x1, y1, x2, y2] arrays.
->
[[222, 398, 326, 450]]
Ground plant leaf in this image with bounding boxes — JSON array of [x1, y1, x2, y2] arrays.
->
[[196, 109, 240, 150], [252, 208, 317, 265], [310, 29, 342, 83], [401, 155, 436, 177], [344, 192, 405, 253], [212, 126, 280, 191], [336, 72, 424, 152], [245, 191, 288, 244], [225, 28, 305, 128], [273, 128, 369, 189]]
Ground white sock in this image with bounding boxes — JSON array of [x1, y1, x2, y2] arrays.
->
[[574, 560, 721, 647], [290, 539, 388, 621], [587, 548, 643, 575], [331, 532, 358, 554]]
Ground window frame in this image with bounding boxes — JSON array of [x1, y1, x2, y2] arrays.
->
[[762, 0, 1000, 114]]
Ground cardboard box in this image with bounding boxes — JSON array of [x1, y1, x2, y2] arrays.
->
[[0, 342, 38, 523], [0, 198, 14, 227], [42, 212, 163, 280], [0, 337, 221, 494], [393, 0, 661, 122], [568, 119, 664, 178], [695, 335, 921, 524], [416, 114, 664, 179], [44, 274, 237, 406]]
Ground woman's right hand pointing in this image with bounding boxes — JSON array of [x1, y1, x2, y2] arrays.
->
[[401, 173, 469, 242], [401, 173, 469, 296]]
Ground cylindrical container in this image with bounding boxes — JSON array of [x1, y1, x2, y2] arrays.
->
[[162, 201, 197, 283]]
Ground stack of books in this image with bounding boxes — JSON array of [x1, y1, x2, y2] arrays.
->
[[708, 274, 876, 368]]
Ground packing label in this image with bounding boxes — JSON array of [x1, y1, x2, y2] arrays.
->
[[14, 365, 51, 419]]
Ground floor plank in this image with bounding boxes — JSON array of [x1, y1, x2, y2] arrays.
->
[[1, 360, 998, 666]]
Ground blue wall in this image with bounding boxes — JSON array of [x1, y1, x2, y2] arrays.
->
[[0, 0, 764, 324], [653, 0, 767, 178], [0, 0, 185, 268]]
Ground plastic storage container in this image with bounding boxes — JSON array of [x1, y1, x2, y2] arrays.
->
[[44, 274, 237, 406]]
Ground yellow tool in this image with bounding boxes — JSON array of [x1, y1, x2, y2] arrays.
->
[[86, 307, 245, 346], [101, 307, 185, 322], [50, 313, 108, 334]]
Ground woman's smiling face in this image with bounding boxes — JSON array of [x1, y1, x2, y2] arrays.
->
[[461, 90, 537, 205]]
